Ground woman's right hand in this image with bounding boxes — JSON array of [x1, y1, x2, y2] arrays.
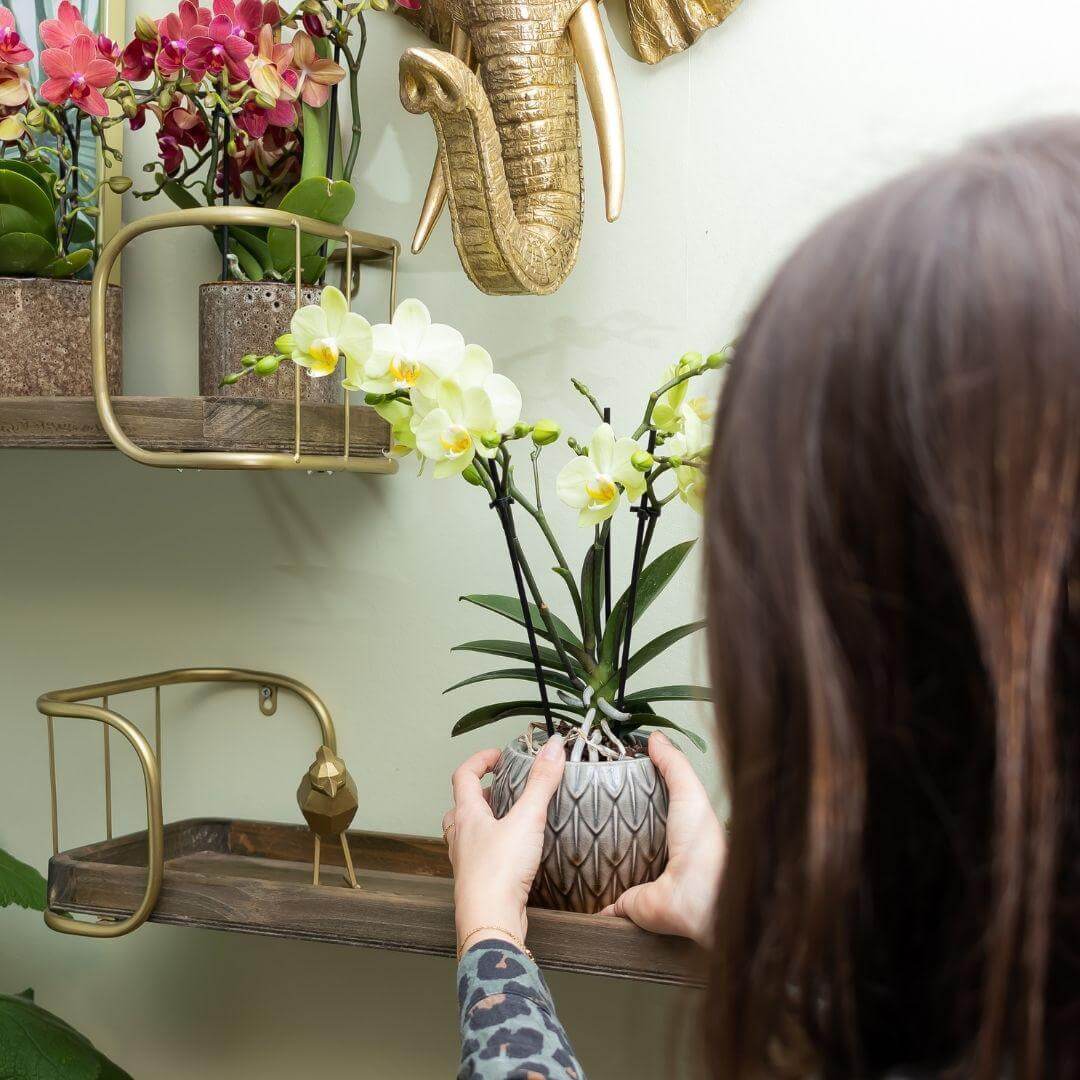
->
[[599, 731, 725, 946]]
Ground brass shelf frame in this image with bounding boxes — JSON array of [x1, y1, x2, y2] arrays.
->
[[92, 206, 400, 475], [37, 667, 337, 938]]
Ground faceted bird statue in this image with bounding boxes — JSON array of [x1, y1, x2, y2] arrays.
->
[[297, 745, 360, 889]]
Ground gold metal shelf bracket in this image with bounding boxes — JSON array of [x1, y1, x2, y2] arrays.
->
[[37, 667, 337, 938], [91, 206, 401, 475]]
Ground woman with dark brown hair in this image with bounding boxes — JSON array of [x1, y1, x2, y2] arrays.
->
[[444, 116, 1080, 1079]]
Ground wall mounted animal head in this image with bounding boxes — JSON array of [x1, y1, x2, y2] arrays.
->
[[397, 0, 741, 295]]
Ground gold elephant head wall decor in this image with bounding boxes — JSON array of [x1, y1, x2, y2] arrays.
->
[[396, 0, 742, 295]]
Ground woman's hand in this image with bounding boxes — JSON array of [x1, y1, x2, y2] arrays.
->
[[443, 735, 565, 953], [599, 731, 725, 946]]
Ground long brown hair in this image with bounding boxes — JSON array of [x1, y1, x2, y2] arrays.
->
[[705, 118, 1080, 1078]]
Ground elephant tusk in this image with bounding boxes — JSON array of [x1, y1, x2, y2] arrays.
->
[[411, 24, 472, 255], [568, 0, 624, 223]]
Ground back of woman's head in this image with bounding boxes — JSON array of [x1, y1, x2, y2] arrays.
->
[[706, 118, 1080, 1078]]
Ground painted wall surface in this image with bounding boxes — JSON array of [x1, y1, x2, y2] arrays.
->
[[3, 2, 1080, 1076]]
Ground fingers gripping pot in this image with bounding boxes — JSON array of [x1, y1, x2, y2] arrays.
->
[[489, 735, 669, 914]]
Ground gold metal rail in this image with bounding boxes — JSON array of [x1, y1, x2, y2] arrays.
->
[[37, 667, 336, 938], [91, 206, 401, 475]]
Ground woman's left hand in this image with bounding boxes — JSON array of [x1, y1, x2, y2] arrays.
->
[[443, 735, 565, 954]]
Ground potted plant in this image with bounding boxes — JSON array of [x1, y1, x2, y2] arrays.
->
[[227, 289, 727, 913], [0, 3, 126, 396], [119, 0, 407, 404]]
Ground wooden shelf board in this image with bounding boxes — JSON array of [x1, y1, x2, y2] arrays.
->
[[0, 396, 390, 458], [48, 819, 705, 987]]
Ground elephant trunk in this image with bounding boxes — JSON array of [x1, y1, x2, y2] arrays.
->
[[400, 20, 583, 296]]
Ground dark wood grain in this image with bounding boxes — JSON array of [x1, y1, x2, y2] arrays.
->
[[48, 818, 705, 987], [0, 397, 390, 457]]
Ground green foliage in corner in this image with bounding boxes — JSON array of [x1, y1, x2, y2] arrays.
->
[[0, 846, 46, 911]]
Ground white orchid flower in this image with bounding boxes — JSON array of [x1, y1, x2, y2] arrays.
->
[[413, 364, 523, 479], [373, 398, 417, 458], [287, 286, 372, 380], [355, 298, 465, 395], [556, 423, 647, 527], [651, 353, 703, 434], [665, 411, 711, 515]]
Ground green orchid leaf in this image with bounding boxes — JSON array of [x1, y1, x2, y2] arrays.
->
[[227, 226, 273, 272], [0, 992, 133, 1079], [42, 247, 93, 278], [161, 179, 201, 212], [460, 594, 583, 649], [452, 701, 579, 737], [550, 566, 585, 631], [580, 542, 602, 651], [0, 847, 46, 910], [444, 667, 578, 695], [0, 231, 57, 274], [599, 540, 697, 665], [68, 214, 95, 245], [623, 715, 707, 752], [300, 100, 332, 184], [451, 639, 585, 681], [623, 684, 712, 704], [600, 620, 706, 695], [300, 254, 327, 284], [268, 177, 355, 274], [0, 159, 57, 204], [0, 168, 57, 242]]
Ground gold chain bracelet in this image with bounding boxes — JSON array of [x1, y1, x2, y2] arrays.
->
[[456, 925, 534, 962]]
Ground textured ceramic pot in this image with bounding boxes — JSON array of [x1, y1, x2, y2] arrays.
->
[[199, 281, 336, 404], [490, 734, 669, 914], [0, 277, 122, 397]]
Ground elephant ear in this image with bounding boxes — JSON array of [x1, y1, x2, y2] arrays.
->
[[627, 0, 741, 63], [394, 0, 459, 49]]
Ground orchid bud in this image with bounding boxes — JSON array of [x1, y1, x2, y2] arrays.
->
[[274, 333, 294, 355], [107, 175, 133, 194], [220, 372, 242, 386], [679, 350, 703, 370], [706, 350, 729, 369], [121, 98, 139, 118], [135, 13, 159, 41], [512, 422, 532, 439], [24, 107, 46, 132], [371, 0, 388, 10], [301, 11, 326, 35], [241, 354, 260, 368], [667, 455, 683, 468], [531, 419, 560, 446], [364, 392, 387, 405], [567, 436, 585, 455], [461, 464, 484, 487], [142, 161, 157, 172], [480, 431, 502, 450], [254, 356, 282, 376], [631, 450, 654, 472], [179, 79, 198, 95], [157, 88, 173, 110]]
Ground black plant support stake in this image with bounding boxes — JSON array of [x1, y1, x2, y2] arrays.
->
[[603, 406, 612, 623], [215, 105, 229, 281], [617, 429, 659, 707], [486, 458, 556, 739]]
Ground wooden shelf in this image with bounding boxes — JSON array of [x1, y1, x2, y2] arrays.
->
[[0, 396, 390, 459], [48, 819, 705, 986]]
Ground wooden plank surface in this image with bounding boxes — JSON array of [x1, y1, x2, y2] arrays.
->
[[0, 396, 390, 457], [49, 819, 705, 987]]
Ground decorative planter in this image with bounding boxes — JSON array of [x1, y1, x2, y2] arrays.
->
[[199, 281, 335, 404], [0, 277, 122, 397], [490, 734, 669, 914]]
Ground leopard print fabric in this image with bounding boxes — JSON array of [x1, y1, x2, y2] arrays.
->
[[458, 940, 586, 1080]]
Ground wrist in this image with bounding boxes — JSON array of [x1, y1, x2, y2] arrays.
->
[[454, 894, 527, 951]]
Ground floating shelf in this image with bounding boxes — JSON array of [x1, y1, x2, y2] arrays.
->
[[0, 396, 392, 465], [48, 818, 705, 987]]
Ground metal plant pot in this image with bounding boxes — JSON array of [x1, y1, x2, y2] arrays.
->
[[199, 281, 336, 404], [0, 277, 122, 397], [490, 734, 669, 914]]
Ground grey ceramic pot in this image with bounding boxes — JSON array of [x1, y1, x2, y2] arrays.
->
[[199, 281, 336, 404], [0, 277, 122, 396], [490, 734, 669, 914]]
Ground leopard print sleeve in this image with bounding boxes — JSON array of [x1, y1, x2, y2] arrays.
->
[[457, 939, 586, 1080]]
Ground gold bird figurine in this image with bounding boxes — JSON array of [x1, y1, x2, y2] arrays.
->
[[297, 745, 361, 889]]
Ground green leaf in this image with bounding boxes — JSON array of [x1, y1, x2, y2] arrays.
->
[[599, 620, 706, 696], [42, 247, 93, 278], [300, 100, 331, 184], [300, 254, 326, 284], [0, 158, 57, 204], [460, 594, 582, 649], [161, 179, 201, 212], [0, 168, 57, 242], [268, 177, 355, 274], [452, 701, 579, 737], [599, 540, 697, 665], [444, 667, 578, 695], [623, 684, 712, 704], [0, 231, 56, 274], [228, 225, 273, 272], [0, 992, 133, 1079], [0, 847, 46, 910], [452, 639, 584, 681], [580, 543, 602, 651], [68, 214, 95, 245], [625, 716, 707, 752]]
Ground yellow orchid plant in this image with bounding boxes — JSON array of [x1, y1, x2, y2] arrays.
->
[[227, 287, 730, 761]]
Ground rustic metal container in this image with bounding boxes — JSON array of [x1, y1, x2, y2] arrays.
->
[[0, 277, 122, 397], [199, 281, 336, 404], [490, 734, 669, 914]]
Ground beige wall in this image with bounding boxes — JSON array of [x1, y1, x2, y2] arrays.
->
[[3, 2, 1080, 1076]]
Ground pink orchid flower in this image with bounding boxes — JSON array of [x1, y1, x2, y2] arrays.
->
[[40, 34, 116, 116], [0, 8, 33, 65], [188, 14, 252, 80], [234, 90, 295, 139], [39, 1, 93, 49], [121, 36, 157, 80], [0, 62, 33, 107], [211, 0, 272, 44], [247, 23, 293, 102], [289, 29, 343, 108], [156, 0, 210, 77], [96, 32, 120, 63]]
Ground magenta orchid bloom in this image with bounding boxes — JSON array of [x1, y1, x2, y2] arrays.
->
[[211, 0, 271, 44], [188, 14, 253, 80], [289, 30, 343, 108], [40, 34, 117, 117], [156, 0, 210, 77], [0, 8, 33, 65], [234, 91, 295, 139], [0, 63, 32, 108], [40, 1, 93, 49], [95, 33, 121, 63], [121, 36, 157, 79], [156, 103, 208, 173]]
